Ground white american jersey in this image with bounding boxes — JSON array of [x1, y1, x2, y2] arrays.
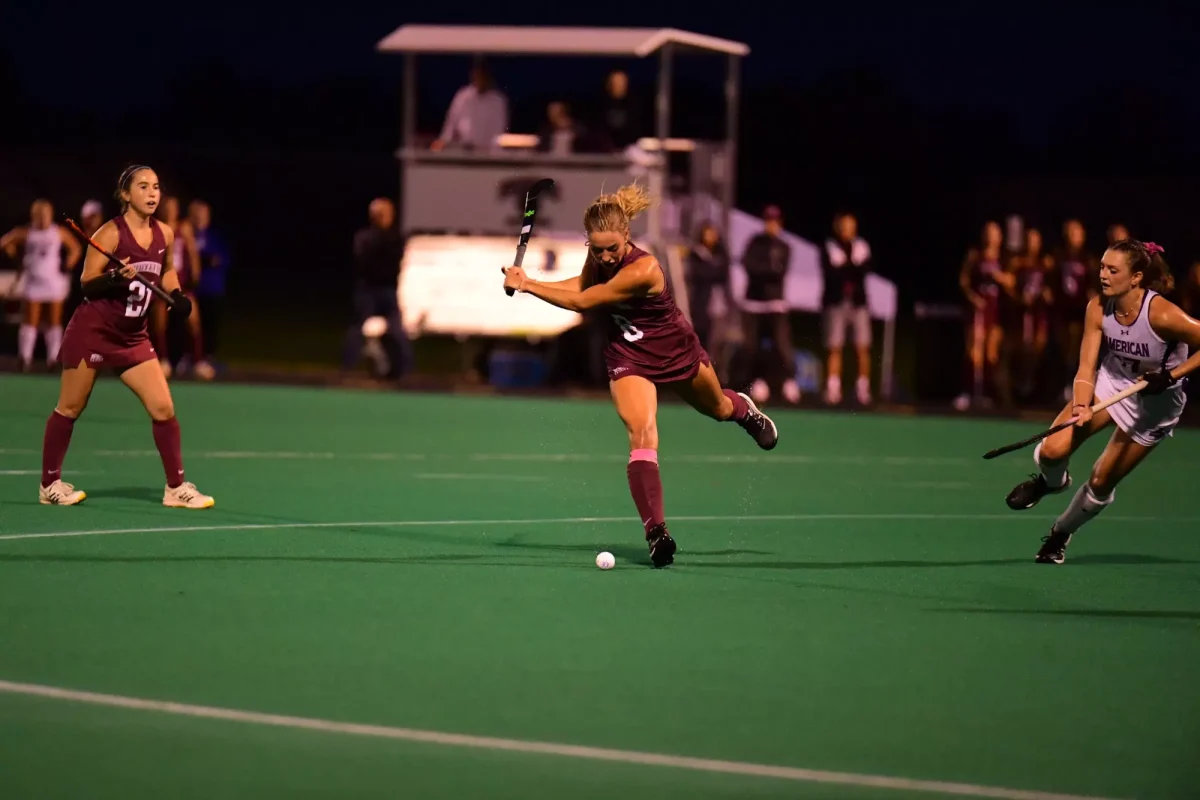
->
[[1099, 289, 1187, 404], [21, 225, 63, 279]]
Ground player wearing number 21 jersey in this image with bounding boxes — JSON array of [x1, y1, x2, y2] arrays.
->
[[503, 183, 779, 568], [39, 165, 214, 510], [1003, 238, 1200, 564]]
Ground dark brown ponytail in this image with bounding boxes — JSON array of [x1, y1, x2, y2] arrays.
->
[[1109, 238, 1175, 294]]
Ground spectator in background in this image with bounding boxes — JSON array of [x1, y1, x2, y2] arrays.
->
[[430, 62, 508, 153], [156, 196, 211, 380], [685, 221, 730, 352], [996, 227, 1050, 408], [64, 199, 105, 323], [537, 102, 587, 155], [955, 221, 1010, 410], [739, 205, 799, 404], [820, 211, 874, 406], [1048, 219, 1098, 402], [341, 198, 410, 381], [599, 69, 640, 150], [1107, 223, 1130, 247], [189, 200, 229, 369]]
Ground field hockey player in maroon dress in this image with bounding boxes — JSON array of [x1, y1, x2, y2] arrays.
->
[[39, 165, 215, 509], [503, 183, 778, 567]]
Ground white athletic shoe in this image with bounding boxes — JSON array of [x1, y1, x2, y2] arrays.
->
[[856, 375, 872, 405], [163, 481, 215, 509], [825, 375, 842, 405], [39, 479, 86, 506]]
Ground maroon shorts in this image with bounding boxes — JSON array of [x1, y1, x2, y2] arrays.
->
[[58, 312, 157, 371], [606, 346, 712, 385]]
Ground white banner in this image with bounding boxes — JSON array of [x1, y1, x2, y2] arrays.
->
[[399, 234, 589, 339]]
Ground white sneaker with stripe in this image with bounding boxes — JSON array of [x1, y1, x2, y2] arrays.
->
[[39, 480, 87, 506], [163, 481, 215, 509]]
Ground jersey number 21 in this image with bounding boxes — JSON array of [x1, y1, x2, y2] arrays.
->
[[125, 282, 151, 318]]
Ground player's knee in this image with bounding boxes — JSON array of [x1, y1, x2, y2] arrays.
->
[[625, 423, 657, 450], [1087, 468, 1116, 499], [146, 400, 175, 422], [1039, 435, 1071, 463], [54, 402, 84, 419]]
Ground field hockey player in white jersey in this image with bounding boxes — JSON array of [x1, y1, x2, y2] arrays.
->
[[1004, 238, 1200, 564], [1, 199, 82, 370]]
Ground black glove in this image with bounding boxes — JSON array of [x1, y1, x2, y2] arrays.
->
[[1141, 369, 1177, 396], [80, 269, 127, 299], [168, 290, 193, 318]]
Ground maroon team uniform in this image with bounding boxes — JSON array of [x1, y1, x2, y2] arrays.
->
[[572, 243, 776, 569], [59, 216, 165, 370], [596, 244, 710, 384]]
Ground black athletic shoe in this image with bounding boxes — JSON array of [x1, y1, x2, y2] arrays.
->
[[1035, 526, 1073, 564], [647, 524, 676, 568], [1006, 472, 1071, 510], [737, 393, 779, 451]]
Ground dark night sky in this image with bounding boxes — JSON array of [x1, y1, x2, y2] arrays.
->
[[4, 1, 1197, 132], [3, 1, 1200, 319]]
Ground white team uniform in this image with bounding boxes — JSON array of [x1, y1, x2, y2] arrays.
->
[[20, 225, 69, 303], [1095, 289, 1188, 446]]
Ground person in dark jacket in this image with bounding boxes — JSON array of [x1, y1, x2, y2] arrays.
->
[[686, 221, 730, 352], [739, 205, 799, 403], [341, 198, 411, 379]]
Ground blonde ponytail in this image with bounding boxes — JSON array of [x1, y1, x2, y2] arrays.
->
[[583, 181, 655, 235]]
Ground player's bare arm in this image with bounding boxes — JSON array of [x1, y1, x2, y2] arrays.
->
[[79, 221, 135, 294], [0, 226, 27, 258], [506, 256, 659, 312], [1070, 297, 1105, 425], [181, 220, 201, 284], [1147, 297, 1200, 385], [58, 226, 82, 271], [159, 225, 185, 296], [959, 255, 984, 308]]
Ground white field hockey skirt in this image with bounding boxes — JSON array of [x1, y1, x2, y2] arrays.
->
[[19, 271, 70, 303], [1096, 367, 1186, 447]]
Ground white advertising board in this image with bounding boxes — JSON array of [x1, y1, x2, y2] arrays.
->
[[398, 234, 588, 339]]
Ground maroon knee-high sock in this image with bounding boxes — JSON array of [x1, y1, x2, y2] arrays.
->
[[42, 410, 76, 487], [153, 417, 185, 488], [722, 388, 749, 421], [627, 449, 665, 538]]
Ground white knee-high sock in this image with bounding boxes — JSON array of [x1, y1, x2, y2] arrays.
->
[[18, 324, 37, 363], [44, 326, 63, 364], [1033, 441, 1069, 489], [1054, 483, 1113, 535]]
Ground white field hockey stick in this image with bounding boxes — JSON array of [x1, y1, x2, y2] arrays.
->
[[981, 379, 1148, 459]]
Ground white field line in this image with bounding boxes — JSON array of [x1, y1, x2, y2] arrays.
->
[[0, 512, 1191, 543], [0, 679, 1119, 800], [0, 448, 977, 466]]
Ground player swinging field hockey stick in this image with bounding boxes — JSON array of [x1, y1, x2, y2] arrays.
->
[[999, 239, 1200, 564], [502, 183, 778, 569]]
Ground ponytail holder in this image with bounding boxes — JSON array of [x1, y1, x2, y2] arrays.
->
[[1145, 242, 1164, 256]]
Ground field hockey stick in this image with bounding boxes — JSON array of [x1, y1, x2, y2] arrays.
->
[[505, 178, 555, 297], [981, 379, 1149, 460], [62, 217, 179, 309]]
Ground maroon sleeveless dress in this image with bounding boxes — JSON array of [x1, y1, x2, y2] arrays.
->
[[594, 244, 710, 383], [59, 216, 166, 370]]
